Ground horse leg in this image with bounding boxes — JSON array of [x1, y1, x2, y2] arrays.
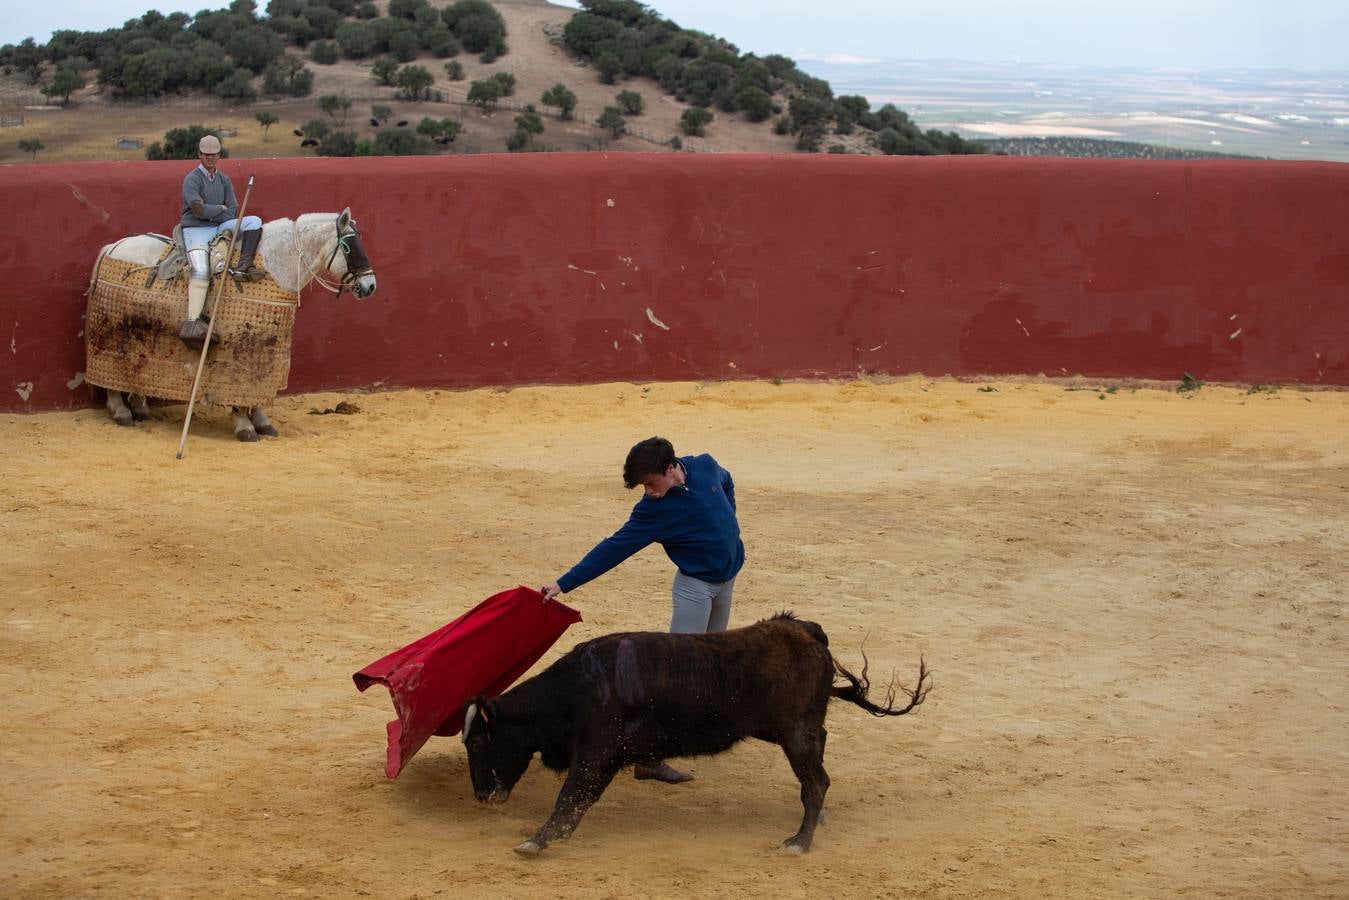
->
[[106, 391, 134, 427], [249, 406, 279, 437], [128, 393, 151, 421], [231, 407, 259, 443]]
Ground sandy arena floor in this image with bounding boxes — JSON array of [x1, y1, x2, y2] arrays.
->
[[2, 379, 1346, 898]]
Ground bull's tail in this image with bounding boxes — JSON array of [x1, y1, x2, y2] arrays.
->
[[831, 652, 931, 717]]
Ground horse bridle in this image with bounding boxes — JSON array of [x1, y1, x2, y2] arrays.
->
[[305, 216, 373, 296], [322, 218, 374, 296]]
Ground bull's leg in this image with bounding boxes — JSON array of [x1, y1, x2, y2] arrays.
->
[[231, 407, 259, 443], [128, 393, 151, 421], [779, 729, 830, 854], [515, 758, 619, 856], [106, 391, 134, 427], [249, 406, 279, 437]]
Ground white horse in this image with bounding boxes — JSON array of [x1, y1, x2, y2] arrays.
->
[[87, 209, 376, 441]]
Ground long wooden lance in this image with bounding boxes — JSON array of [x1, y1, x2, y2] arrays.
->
[[176, 173, 255, 460]]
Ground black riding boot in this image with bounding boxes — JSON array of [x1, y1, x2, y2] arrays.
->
[[229, 229, 266, 282], [179, 312, 220, 351]]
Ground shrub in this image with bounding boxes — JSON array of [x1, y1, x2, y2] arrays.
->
[[317, 93, 352, 123], [145, 125, 220, 160], [679, 106, 712, 136], [17, 138, 44, 161], [597, 105, 626, 138], [317, 130, 359, 156], [372, 129, 434, 155], [444, 60, 464, 81], [371, 55, 400, 86], [416, 116, 460, 140], [308, 40, 338, 64], [733, 85, 772, 122], [616, 89, 643, 115], [541, 83, 576, 119], [335, 21, 376, 58], [301, 118, 330, 140], [467, 77, 503, 109], [395, 65, 434, 100]]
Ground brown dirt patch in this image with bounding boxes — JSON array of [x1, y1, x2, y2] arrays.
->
[[2, 378, 1346, 897]]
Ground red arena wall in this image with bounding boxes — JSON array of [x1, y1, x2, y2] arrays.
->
[[2, 153, 1346, 412]]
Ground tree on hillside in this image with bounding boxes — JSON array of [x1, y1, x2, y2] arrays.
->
[[371, 104, 393, 125], [372, 55, 400, 86], [373, 129, 434, 156], [733, 85, 773, 122], [11, 39, 45, 85], [317, 130, 360, 156], [318, 93, 353, 124], [679, 107, 713, 137], [616, 90, 643, 115], [308, 40, 339, 64], [467, 77, 504, 110], [514, 106, 544, 137], [255, 110, 279, 140], [443, 0, 507, 62], [491, 72, 516, 97], [43, 65, 85, 105], [395, 65, 434, 101], [18, 138, 45, 161], [444, 60, 464, 81], [596, 52, 622, 85], [335, 21, 376, 58], [417, 117, 461, 140], [597, 106, 626, 138], [145, 125, 221, 161], [541, 84, 577, 120], [262, 53, 313, 97]]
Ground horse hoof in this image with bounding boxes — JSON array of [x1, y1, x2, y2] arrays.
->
[[255, 424, 279, 437], [513, 840, 542, 857], [235, 428, 260, 443], [131, 408, 150, 422], [112, 411, 134, 427]]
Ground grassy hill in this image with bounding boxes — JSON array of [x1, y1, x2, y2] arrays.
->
[[0, 0, 821, 163]]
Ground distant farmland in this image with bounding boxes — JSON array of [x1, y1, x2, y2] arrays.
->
[[803, 58, 1349, 162]]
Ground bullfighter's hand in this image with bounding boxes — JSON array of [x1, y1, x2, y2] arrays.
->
[[540, 582, 562, 601]]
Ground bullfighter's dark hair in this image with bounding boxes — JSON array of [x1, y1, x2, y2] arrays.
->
[[623, 436, 677, 489]]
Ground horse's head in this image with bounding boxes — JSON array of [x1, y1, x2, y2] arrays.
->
[[328, 209, 377, 299]]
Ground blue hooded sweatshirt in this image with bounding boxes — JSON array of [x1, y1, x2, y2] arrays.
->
[[556, 453, 744, 593]]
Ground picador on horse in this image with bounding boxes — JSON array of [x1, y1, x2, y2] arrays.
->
[[84, 133, 377, 442], [177, 133, 265, 349]]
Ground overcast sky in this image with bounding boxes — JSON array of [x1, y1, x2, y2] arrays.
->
[[5, 0, 1346, 71]]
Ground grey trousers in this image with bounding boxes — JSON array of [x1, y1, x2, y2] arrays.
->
[[669, 571, 735, 634]]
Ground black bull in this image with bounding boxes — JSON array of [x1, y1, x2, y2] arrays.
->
[[461, 612, 931, 855]]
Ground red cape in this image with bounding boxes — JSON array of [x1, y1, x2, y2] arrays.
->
[[353, 586, 581, 778]]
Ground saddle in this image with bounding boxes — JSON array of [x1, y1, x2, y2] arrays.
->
[[152, 224, 236, 283]]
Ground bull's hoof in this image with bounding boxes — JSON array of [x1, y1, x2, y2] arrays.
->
[[781, 838, 809, 855], [235, 427, 260, 443], [111, 410, 134, 427], [255, 423, 280, 437], [513, 840, 543, 856]]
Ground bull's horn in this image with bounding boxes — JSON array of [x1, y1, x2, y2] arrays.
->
[[461, 703, 477, 743]]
